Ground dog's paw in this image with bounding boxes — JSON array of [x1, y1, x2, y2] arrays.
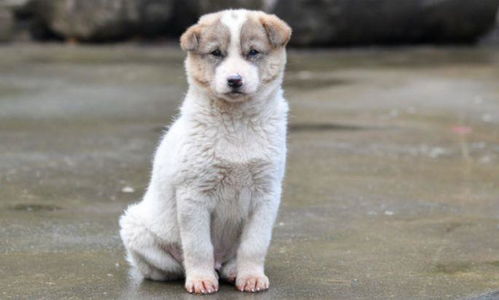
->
[[219, 260, 237, 283], [236, 273, 269, 292], [185, 274, 219, 294]]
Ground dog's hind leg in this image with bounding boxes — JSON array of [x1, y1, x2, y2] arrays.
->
[[120, 205, 184, 281], [126, 246, 183, 281]]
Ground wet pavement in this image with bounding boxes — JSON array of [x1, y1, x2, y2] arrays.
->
[[0, 44, 498, 299]]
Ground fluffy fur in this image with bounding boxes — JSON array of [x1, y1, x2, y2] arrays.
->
[[119, 9, 291, 294]]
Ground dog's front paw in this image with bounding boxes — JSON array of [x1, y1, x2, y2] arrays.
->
[[219, 260, 237, 283], [185, 274, 219, 294], [236, 273, 269, 292]]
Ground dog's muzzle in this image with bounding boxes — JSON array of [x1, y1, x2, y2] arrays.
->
[[227, 74, 243, 90]]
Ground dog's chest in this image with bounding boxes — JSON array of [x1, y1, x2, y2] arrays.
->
[[207, 128, 277, 253], [199, 123, 278, 203], [212, 133, 275, 193], [179, 114, 283, 210]]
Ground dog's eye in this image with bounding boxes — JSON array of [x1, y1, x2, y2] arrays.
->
[[210, 49, 223, 57], [248, 49, 259, 57]]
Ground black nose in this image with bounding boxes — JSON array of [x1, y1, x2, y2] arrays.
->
[[227, 74, 243, 89]]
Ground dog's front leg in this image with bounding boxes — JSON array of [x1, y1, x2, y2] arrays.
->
[[236, 189, 281, 292], [177, 188, 218, 294]]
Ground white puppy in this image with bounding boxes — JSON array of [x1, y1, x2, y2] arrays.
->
[[119, 9, 291, 294]]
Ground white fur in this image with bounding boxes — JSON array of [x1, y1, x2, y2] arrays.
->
[[215, 11, 260, 97], [120, 9, 288, 294]]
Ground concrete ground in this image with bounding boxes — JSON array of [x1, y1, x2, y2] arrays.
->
[[0, 44, 498, 299]]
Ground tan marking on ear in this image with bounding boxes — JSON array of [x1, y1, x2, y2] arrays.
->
[[180, 24, 201, 51], [259, 14, 292, 48]]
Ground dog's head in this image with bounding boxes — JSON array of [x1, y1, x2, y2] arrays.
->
[[180, 9, 291, 102]]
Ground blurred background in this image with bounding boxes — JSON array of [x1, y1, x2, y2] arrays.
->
[[1, 1, 499, 299], [0, 0, 499, 46]]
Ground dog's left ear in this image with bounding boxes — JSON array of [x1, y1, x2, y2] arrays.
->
[[180, 25, 202, 52], [259, 14, 292, 48]]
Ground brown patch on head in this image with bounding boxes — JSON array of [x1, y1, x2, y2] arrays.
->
[[180, 13, 230, 88], [180, 25, 201, 51], [240, 16, 272, 54], [180, 14, 230, 53], [241, 12, 291, 84]]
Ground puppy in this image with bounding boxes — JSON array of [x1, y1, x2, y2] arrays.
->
[[119, 9, 291, 294]]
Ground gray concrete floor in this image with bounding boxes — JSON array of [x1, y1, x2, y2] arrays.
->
[[1, 44, 499, 299]]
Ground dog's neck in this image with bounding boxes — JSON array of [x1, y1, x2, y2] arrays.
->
[[181, 82, 283, 121]]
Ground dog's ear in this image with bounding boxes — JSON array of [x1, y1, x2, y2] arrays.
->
[[180, 25, 202, 52], [259, 14, 292, 48]]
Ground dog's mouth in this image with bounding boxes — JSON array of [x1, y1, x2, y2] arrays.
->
[[220, 90, 250, 102], [226, 91, 245, 97]]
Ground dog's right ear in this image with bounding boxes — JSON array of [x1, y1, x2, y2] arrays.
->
[[259, 14, 292, 48], [180, 25, 202, 52]]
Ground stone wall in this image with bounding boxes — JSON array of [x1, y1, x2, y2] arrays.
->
[[480, 8, 499, 45], [274, 0, 499, 46], [0, 5, 14, 42], [1, 0, 498, 46]]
